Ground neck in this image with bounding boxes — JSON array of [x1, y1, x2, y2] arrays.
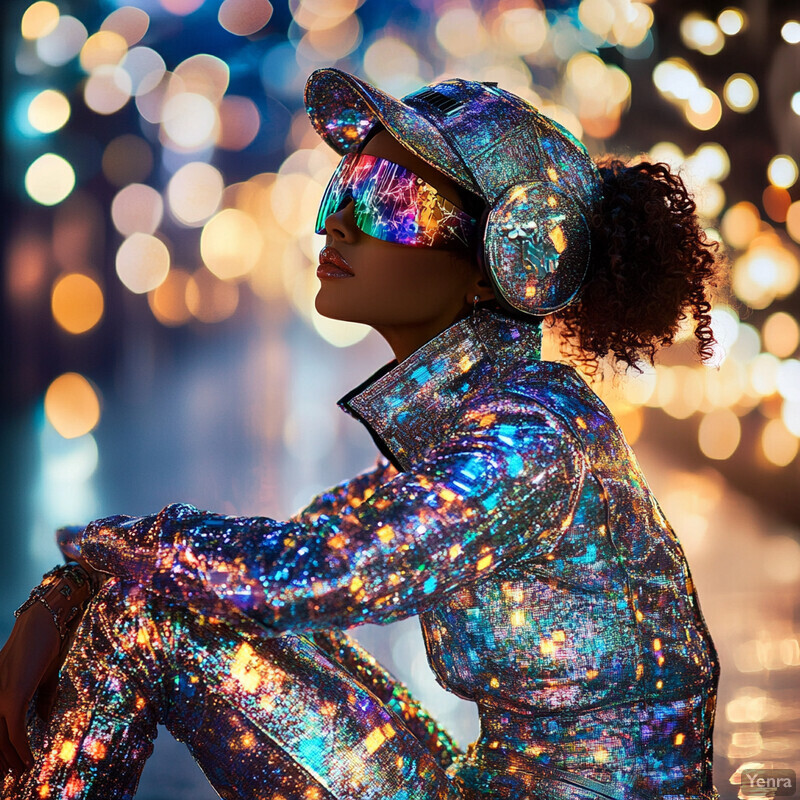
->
[[372, 308, 471, 363]]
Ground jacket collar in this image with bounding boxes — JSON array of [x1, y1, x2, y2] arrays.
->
[[337, 308, 542, 471]]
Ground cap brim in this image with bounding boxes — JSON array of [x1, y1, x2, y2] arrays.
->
[[304, 68, 482, 196]]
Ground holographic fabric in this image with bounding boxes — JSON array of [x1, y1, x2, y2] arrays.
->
[[315, 153, 476, 248], [485, 183, 591, 315], [12, 308, 719, 799], [3, 580, 459, 800], [304, 68, 603, 314]]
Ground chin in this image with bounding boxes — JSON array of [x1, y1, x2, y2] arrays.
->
[[314, 291, 359, 324]]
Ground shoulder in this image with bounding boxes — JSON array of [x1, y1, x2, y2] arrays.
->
[[465, 359, 610, 439]]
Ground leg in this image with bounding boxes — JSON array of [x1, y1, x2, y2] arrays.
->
[[2, 578, 460, 800]]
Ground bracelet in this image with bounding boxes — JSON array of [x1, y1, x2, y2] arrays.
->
[[14, 562, 101, 640]]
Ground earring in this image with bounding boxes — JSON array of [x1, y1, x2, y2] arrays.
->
[[472, 294, 480, 316]]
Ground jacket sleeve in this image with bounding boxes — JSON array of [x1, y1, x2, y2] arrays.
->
[[56, 456, 397, 565], [287, 455, 398, 523], [76, 402, 585, 633]]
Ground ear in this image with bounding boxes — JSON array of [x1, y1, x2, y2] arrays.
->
[[464, 270, 496, 304]]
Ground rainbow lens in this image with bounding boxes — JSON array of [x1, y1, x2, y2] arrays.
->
[[315, 154, 476, 248]]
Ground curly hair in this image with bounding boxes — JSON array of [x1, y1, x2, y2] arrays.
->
[[551, 158, 722, 375]]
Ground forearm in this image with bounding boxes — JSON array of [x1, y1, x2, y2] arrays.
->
[[14, 562, 103, 640]]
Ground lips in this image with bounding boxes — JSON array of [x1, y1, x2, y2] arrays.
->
[[317, 246, 355, 278]]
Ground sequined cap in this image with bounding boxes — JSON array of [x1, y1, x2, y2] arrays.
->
[[305, 67, 603, 315]]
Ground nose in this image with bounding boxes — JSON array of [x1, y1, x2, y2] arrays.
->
[[324, 199, 358, 244]]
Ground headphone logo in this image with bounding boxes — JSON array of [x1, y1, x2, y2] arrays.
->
[[501, 214, 567, 281]]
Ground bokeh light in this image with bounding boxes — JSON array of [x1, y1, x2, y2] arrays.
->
[[717, 8, 746, 35], [363, 37, 426, 98], [161, 0, 205, 16], [218, 0, 273, 36], [21, 2, 59, 40], [167, 162, 224, 226], [706, 305, 740, 367], [680, 13, 724, 55], [436, 8, 488, 59], [721, 202, 760, 250], [84, 64, 132, 114], [781, 21, 800, 44], [297, 15, 362, 62], [100, 6, 149, 46], [291, 0, 361, 31], [79, 30, 128, 72], [732, 238, 800, 309], [653, 58, 700, 100], [185, 267, 239, 322], [121, 47, 166, 96], [111, 183, 164, 235], [162, 92, 218, 150], [36, 15, 87, 67], [767, 156, 798, 189], [787, 201, 800, 244], [762, 311, 800, 358], [174, 54, 229, 102], [200, 208, 262, 280], [698, 408, 741, 460], [51, 273, 104, 334], [218, 96, 260, 150], [749, 352, 780, 396], [148, 268, 192, 326], [44, 373, 101, 439], [564, 52, 631, 139], [691, 143, 731, 181], [24, 153, 75, 205], [723, 73, 758, 112], [685, 89, 722, 130], [27, 88, 70, 133], [492, 7, 549, 55], [762, 419, 798, 466], [762, 186, 791, 223], [116, 233, 170, 293], [778, 360, 800, 401], [785, 400, 800, 436]]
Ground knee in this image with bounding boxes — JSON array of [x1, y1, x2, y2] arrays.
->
[[75, 578, 171, 665]]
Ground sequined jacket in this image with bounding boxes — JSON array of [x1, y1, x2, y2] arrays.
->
[[64, 308, 719, 800]]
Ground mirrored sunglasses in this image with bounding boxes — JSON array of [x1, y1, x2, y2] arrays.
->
[[315, 153, 478, 248]]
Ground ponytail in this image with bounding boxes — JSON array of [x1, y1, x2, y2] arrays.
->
[[553, 158, 722, 374]]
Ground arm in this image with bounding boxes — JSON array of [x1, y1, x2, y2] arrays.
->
[[75, 403, 584, 633], [287, 455, 398, 523], [55, 456, 397, 576]]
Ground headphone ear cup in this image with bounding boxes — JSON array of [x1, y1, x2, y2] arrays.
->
[[484, 182, 591, 316]]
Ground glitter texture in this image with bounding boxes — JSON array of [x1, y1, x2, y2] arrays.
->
[[315, 153, 477, 248], [8, 308, 719, 799], [305, 68, 603, 314]]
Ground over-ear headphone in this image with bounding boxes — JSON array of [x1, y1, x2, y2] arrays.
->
[[482, 181, 591, 316]]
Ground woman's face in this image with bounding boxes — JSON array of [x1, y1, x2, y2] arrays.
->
[[314, 129, 493, 361]]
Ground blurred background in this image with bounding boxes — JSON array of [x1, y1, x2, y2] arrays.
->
[[1, 0, 799, 797]]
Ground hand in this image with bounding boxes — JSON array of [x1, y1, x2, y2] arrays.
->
[[0, 601, 78, 776]]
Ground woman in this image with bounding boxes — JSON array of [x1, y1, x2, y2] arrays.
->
[[0, 68, 720, 800]]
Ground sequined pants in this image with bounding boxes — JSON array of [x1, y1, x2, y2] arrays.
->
[[2, 578, 459, 800]]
